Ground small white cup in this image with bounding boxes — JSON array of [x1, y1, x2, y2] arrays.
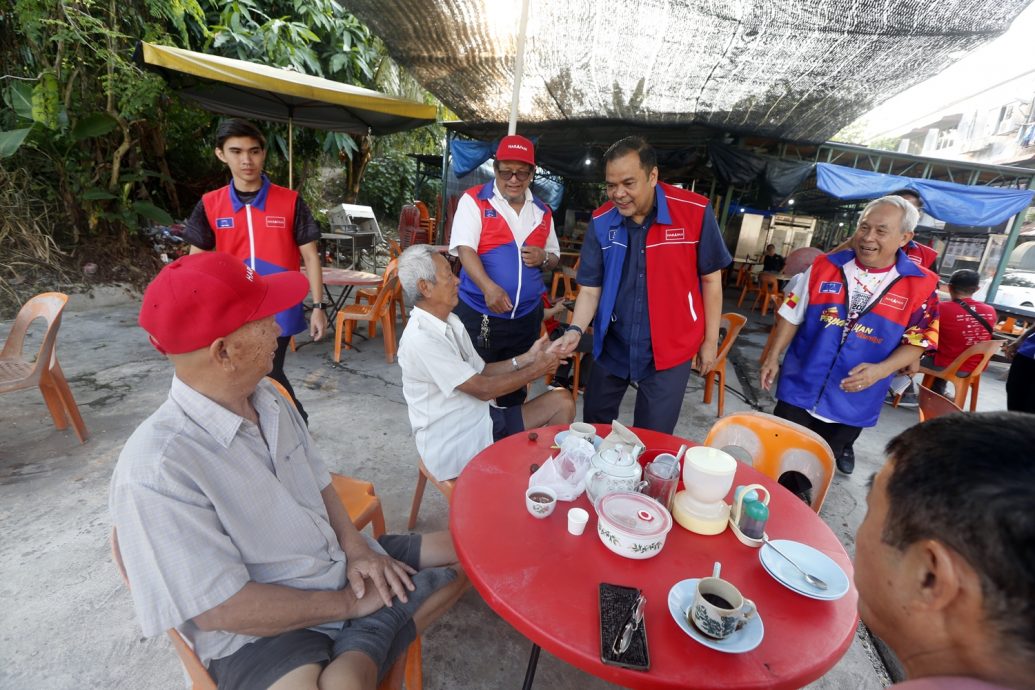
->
[[567, 508, 589, 535], [568, 422, 596, 442], [526, 486, 557, 519]]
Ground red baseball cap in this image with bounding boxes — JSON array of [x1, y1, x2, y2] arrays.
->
[[495, 135, 536, 167], [139, 253, 308, 354]]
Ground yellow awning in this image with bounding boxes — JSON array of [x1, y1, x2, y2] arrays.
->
[[138, 42, 436, 134]]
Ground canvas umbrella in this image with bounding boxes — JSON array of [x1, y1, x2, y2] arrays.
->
[[136, 42, 437, 187]]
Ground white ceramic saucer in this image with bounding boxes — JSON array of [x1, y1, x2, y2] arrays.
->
[[667, 578, 764, 653], [758, 539, 850, 601], [554, 430, 603, 449]]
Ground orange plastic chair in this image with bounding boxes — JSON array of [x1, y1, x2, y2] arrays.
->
[[916, 339, 1002, 411], [334, 276, 400, 363], [704, 411, 835, 512], [0, 292, 87, 442], [549, 259, 580, 301], [736, 271, 761, 309], [356, 259, 406, 329], [702, 313, 747, 417], [398, 204, 427, 249], [917, 383, 963, 422], [753, 273, 784, 316], [388, 237, 403, 260], [407, 457, 456, 530]]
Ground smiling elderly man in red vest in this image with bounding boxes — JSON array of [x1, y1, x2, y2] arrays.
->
[[551, 136, 731, 433], [760, 196, 940, 475]]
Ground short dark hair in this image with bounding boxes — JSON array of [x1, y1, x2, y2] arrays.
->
[[603, 136, 657, 176], [883, 412, 1035, 662], [892, 189, 923, 209], [215, 119, 266, 150], [948, 269, 981, 294]]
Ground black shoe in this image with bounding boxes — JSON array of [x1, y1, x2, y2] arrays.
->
[[836, 445, 855, 475]]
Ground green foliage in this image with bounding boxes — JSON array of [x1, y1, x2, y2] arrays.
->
[[357, 149, 417, 222]]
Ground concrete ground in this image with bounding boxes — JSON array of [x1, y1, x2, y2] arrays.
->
[[0, 282, 1013, 689]]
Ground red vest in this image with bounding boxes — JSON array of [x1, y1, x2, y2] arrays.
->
[[201, 180, 300, 274], [592, 183, 711, 370]]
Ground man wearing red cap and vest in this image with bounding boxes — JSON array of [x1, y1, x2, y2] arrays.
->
[[183, 119, 326, 424], [551, 137, 732, 434], [450, 134, 561, 408]]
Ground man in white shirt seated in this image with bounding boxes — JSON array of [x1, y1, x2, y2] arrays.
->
[[397, 244, 575, 482]]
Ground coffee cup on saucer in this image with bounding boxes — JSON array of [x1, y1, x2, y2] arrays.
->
[[689, 575, 757, 639]]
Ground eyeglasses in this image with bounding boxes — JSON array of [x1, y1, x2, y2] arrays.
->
[[497, 169, 533, 182]]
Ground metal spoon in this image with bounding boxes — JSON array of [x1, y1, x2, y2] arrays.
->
[[762, 537, 828, 590]]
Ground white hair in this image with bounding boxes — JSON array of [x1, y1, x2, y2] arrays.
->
[[861, 195, 919, 235], [397, 244, 439, 304]]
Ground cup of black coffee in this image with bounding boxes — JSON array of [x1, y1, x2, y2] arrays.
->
[[689, 576, 756, 639], [525, 486, 557, 519]]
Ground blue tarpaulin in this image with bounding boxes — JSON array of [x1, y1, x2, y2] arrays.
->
[[448, 137, 564, 210], [816, 163, 1034, 227]]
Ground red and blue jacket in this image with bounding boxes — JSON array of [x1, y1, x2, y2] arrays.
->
[[591, 183, 713, 371], [456, 181, 552, 319], [202, 176, 306, 336], [777, 249, 939, 427]]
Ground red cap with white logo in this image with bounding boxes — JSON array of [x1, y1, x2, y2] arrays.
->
[[495, 135, 536, 167], [139, 252, 308, 354]]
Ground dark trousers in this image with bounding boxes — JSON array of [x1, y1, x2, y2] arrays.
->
[[583, 359, 693, 435], [1007, 354, 1035, 413], [454, 299, 543, 408], [773, 400, 861, 459], [271, 335, 308, 425]]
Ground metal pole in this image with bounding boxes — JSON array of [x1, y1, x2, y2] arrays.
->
[[508, 0, 531, 135], [437, 130, 453, 245], [288, 117, 294, 189], [986, 175, 1035, 303]]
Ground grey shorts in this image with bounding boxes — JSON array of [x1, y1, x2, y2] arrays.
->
[[208, 534, 426, 690]]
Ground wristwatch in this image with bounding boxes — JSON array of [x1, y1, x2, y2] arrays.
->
[[540, 253, 550, 268], [312, 301, 328, 309], [511, 357, 520, 370], [565, 324, 583, 337]]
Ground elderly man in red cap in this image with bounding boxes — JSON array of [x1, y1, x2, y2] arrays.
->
[[110, 252, 466, 690], [449, 134, 561, 407]]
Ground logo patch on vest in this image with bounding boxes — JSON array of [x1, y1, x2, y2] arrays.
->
[[483, 209, 497, 218], [665, 228, 685, 241], [216, 217, 234, 229], [819, 281, 843, 294], [608, 229, 617, 242], [880, 293, 908, 311], [266, 216, 286, 228]]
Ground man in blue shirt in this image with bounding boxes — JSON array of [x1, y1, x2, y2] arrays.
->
[[552, 137, 731, 433]]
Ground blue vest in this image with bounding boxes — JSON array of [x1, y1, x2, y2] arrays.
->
[[777, 250, 938, 427], [457, 182, 552, 320]]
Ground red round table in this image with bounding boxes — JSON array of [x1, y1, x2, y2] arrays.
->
[[449, 424, 858, 689]]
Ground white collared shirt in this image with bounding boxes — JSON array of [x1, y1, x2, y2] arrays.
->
[[397, 306, 492, 481], [449, 182, 560, 256]]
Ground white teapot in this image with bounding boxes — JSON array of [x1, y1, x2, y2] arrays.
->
[[585, 445, 646, 505]]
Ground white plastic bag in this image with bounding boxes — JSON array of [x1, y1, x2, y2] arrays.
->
[[528, 435, 595, 501]]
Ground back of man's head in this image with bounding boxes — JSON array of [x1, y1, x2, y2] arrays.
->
[[215, 118, 266, 150], [882, 412, 1035, 667], [948, 269, 981, 297]]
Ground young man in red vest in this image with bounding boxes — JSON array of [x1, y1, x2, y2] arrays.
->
[[551, 137, 731, 433], [183, 119, 327, 423]]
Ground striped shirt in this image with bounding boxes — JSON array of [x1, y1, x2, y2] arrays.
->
[[109, 376, 347, 665]]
